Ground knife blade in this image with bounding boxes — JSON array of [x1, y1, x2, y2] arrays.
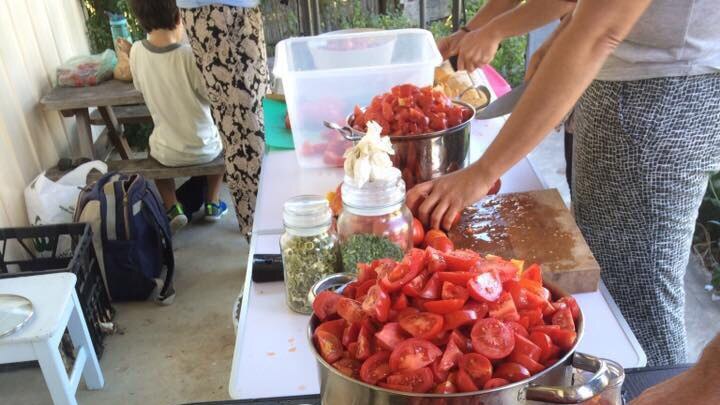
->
[[474, 82, 527, 120]]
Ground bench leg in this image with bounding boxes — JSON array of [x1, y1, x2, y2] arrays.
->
[[98, 106, 133, 160], [67, 292, 105, 390], [34, 340, 78, 405], [74, 109, 96, 160]]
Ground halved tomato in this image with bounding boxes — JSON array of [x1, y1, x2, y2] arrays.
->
[[360, 351, 391, 384], [442, 249, 481, 272], [389, 338, 442, 371], [386, 367, 434, 393], [316, 330, 343, 363], [357, 263, 378, 284], [425, 247, 447, 273], [488, 292, 520, 322], [424, 229, 448, 246], [434, 380, 457, 394], [441, 282, 469, 302], [471, 318, 516, 360], [467, 271, 502, 303], [424, 299, 466, 315], [456, 368, 479, 392], [459, 353, 493, 387], [399, 312, 444, 339], [438, 271, 475, 285], [313, 290, 342, 321], [493, 362, 531, 383], [402, 271, 428, 298], [483, 377, 509, 390], [375, 322, 407, 351], [362, 285, 391, 322], [443, 310, 478, 330], [438, 339, 463, 372], [429, 236, 454, 253], [315, 319, 346, 340], [356, 325, 374, 361], [337, 297, 365, 324]]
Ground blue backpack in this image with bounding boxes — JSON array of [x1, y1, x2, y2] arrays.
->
[[74, 172, 175, 304]]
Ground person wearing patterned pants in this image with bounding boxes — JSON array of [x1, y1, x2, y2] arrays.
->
[[573, 75, 720, 365], [179, 4, 269, 240]]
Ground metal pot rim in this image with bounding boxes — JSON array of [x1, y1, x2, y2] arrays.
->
[[344, 100, 476, 142], [307, 279, 585, 398]]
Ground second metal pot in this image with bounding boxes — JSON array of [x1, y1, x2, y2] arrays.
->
[[324, 100, 476, 189]]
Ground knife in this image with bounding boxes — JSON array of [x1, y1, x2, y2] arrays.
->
[[474, 82, 527, 120]]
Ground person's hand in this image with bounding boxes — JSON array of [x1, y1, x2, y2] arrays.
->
[[437, 31, 468, 60], [407, 166, 496, 231], [629, 367, 718, 405], [456, 27, 502, 73]]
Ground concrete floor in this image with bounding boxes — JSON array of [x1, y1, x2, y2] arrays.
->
[[2, 132, 719, 404], [0, 187, 247, 405]]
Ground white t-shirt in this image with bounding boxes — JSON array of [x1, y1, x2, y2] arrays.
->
[[130, 40, 222, 167]]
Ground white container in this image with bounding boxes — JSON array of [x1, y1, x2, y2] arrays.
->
[[273, 29, 442, 168]]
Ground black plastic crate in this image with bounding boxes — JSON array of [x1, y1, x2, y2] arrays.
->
[[0, 223, 115, 358]]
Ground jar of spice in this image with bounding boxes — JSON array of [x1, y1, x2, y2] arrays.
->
[[337, 172, 412, 273], [281, 195, 341, 314]]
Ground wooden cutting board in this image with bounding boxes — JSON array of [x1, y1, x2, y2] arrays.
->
[[448, 189, 601, 293]]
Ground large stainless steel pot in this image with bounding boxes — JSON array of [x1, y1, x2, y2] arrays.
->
[[324, 98, 488, 189], [308, 273, 623, 405]]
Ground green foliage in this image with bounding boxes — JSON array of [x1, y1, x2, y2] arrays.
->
[[696, 172, 720, 291], [83, 0, 144, 53]]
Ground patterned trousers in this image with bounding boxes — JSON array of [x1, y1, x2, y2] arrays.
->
[[573, 74, 720, 366], [181, 6, 269, 239]]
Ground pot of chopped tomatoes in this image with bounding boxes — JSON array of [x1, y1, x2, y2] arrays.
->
[[307, 248, 624, 404], [325, 84, 480, 189]]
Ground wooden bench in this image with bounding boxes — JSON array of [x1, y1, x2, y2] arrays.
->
[[89, 104, 152, 126]]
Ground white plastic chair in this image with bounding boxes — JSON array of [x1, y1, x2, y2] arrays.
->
[[0, 273, 104, 405]]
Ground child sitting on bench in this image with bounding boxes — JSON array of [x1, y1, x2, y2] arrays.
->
[[128, 0, 227, 233]]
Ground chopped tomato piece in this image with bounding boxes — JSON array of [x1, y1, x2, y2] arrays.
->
[[505, 321, 529, 338], [434, 380, 457, 394], [443, 310, 478, 330], [389, 338, 442, 371], [392, 293, 409, 310], [488, 292, 520, 322], [505, 281, 546, 310], [557, 296, 581, 320], [474, 257, 519, 283], [483, 377, 510, 390], [449, 330, 472, 353], [552, 307, 576, 332], [375, 322, 407, 351], [399, 312, 444, 339], [419, 273, 442, 300], [424, 299, 466, 315], [313, 291, 342, 321], [493, 362, 531, 383], [463, 301, 489, 319], [438, 271, 475, 285], [456, 368, 479, 392], [355, 279, 376, 301], [316, 330, 343, 363], [356, 325, 374, 361], [441, 282, 469, 302], [467, 271, 503, 303], [402, 271, 428, 298], [362, 285, 391, 322], [337, 297, 365, 324], [513, 333, 542, 362], [522, 263, 543, 283], [360, 351, 391, 384], [442, 249, 481, 272], [425, 247, 448, 273], [459, 353, 493, 387], [386, 367, 434, 393], [342, 322, 361, 346], [531, 325, 577, 350], [315, 319, 346, 340], [333, 357, 361, 378], [471, 318, 516, 360], [438, 339, 463, 372], [529, 331, 554, 362], [509, 352, 545, 374], [428, 236, 454, 253]]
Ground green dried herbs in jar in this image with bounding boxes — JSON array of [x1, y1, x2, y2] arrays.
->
[[340, 234, 404, 273], [281, 195, 341, 314]]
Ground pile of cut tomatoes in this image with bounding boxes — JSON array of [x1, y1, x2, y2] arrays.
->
[[312, 248, 580, 394], [351, 84, 474, 136]]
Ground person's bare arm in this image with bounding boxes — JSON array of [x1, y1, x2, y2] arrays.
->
[[630, 334, 720, 404], [457, 0, 575, 71], [439, 0, 520, 59], [410, 0, 654, 230], [525, 11, 573, 81]]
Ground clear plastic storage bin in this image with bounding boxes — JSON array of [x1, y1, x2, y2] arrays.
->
[[273, 29, 442, 168]]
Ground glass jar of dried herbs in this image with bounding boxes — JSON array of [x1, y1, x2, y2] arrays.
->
[[281, 195, 341, 314]]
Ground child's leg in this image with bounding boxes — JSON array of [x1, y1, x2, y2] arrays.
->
[[155, 178, 178, 210], [206, 174, 223, 204]]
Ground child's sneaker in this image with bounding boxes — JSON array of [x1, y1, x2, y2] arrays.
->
[[167, 203, 188, 235], [205, 201, 228, 222]]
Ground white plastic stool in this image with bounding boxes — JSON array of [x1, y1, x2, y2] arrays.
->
[[0, 273, 104, 405]]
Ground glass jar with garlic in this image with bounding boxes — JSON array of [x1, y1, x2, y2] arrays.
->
[[337, 122, 413, 273]]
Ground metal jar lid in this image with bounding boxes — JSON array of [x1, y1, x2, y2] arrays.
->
[[0, 294, 34, 338]]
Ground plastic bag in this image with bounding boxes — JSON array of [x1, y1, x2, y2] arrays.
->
[[57, 50, 118, 87], [25, 161, 108, 256], [114, 38, 133, 82]]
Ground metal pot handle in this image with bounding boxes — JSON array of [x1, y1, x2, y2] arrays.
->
[[308, 273, 356, 305], [323, 121, 362, 142], [525, 352, 613, 404]]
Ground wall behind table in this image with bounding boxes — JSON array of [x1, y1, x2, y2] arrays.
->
[[0, 0, 89, 228]]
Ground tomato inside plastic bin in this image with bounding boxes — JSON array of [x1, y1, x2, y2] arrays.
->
[[301, 129, 353, 167]]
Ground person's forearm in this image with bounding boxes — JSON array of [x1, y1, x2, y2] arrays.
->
[[697, 333, 720, 380], [473, 0, 652, 181], [484, 0, 575, 40], [466, 0, 520, 30]]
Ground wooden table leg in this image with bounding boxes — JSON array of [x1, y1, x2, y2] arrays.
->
[[98, 106, 133, 160], [73, 109, 96, 160]]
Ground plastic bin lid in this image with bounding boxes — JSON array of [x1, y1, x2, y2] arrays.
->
[[273, 28, 442, 78]]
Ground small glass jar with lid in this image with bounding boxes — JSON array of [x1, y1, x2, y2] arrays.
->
[[281, 195, 341, 314], [336, 173, 413, 273]]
